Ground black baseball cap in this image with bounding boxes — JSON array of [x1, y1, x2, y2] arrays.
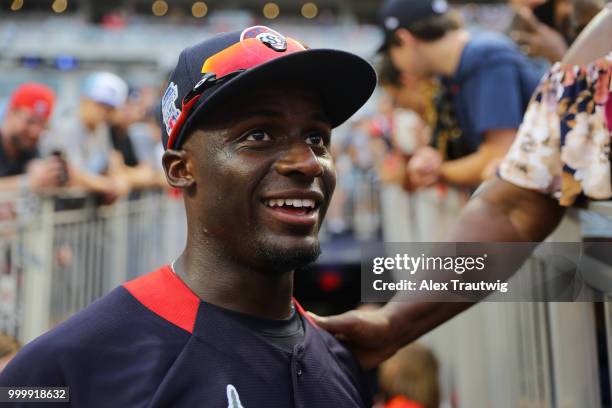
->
[[161, 25, 377, 150], [378, 0, 450, 52]]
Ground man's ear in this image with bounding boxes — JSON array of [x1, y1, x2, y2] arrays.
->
[[395, 28, 415, 47], [162, 149, 195, 189]]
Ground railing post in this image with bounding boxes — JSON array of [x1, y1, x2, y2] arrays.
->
[[546, 207, 602, 408], [21, 197, 54, 344], [547, 302, 601, 408], [108, 198, 128, 289], [605, 298, 612, 405]]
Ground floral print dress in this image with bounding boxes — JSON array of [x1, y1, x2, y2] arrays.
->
[[499, 53, 612, 206]]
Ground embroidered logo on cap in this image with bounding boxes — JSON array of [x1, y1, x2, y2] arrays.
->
[[241, 25, 287, 52], [162, 82, 181, 136]]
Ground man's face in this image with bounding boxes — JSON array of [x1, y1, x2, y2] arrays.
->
[[81, 99, 114, 128], [3, 108, 48, 152], [389, 32, 430, 80], [178, 87, 335, 273]]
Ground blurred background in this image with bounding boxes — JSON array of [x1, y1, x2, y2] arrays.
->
[[0, 1, 610, 407]]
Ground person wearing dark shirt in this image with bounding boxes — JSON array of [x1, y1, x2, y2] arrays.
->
[[378, 0, 541, 188], [0, 83, 65, 193], [0, 26, 377, 407]]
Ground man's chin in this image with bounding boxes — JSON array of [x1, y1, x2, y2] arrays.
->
[[254, 236, 321, 274]]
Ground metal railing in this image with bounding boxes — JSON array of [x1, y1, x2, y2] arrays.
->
[[0, 190, 186, 344]]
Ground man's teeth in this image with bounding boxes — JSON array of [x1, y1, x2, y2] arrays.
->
[[265, 198, 316, 209]]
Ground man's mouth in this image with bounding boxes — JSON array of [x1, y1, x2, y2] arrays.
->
[[261, 195, 322, 227]]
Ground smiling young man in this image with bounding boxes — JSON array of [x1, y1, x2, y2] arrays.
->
[[0, 26, 376, 407]]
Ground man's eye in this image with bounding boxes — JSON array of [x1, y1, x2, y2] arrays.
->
[[305, 132, 327, 147], [245, 130, 272, 142]]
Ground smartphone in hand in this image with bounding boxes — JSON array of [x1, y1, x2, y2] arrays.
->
[[51, 150, 69, 187]]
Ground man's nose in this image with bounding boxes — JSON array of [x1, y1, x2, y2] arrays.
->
[[274, 142, 324, 180]]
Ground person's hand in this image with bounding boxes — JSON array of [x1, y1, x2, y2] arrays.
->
[[112, 176, 131, 198], [511, 6, 568, 63], [406, 146, 442, 188], [26, 157, 65, 192], [309, 308, 402, 369], [100, 177, 131, 204]]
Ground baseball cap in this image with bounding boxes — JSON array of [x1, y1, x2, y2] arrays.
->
[[161, 25, 377, 150], [378, 0, 450, 52], [8, 83, 56, 121], [82, 72, 128, 108]]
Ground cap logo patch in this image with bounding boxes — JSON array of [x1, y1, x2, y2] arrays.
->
[[240, 25, 287, 52], [256, 32, 287, 51], [385, 16, 399, 30], [162, 82, 181, 137], [432, 0, 449, 14]]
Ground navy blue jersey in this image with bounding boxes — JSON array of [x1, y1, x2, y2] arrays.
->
[[0, 266, 371, 407]]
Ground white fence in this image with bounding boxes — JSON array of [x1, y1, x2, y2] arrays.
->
[[0, 190, 186, 344]]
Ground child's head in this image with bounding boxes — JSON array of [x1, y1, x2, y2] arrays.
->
[[379, 342, 440, 408]]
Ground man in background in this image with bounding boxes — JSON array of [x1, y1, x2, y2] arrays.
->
[[379, 0, 541, 188], [44, 72, 130, 200], [0, 83, 64, 193]]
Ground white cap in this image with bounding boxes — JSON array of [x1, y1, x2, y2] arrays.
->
[[82, 72, 128, 108]]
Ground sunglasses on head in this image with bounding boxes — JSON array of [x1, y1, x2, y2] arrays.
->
[[166, 37, 306, 150]]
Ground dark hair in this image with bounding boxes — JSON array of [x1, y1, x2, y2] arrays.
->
[[393, 10, 463, 43], [377, 53, 403, 88]]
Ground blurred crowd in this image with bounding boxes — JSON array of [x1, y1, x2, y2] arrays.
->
[[0, 0, 601, 200], [0, 72, 167, 204], [0, 0, 608, 214]]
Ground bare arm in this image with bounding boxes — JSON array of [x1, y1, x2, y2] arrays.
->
[[447, 178, 565, 241], [0, 176, 22, 191], [312, 179, 565, 368], [440, 129, 515, 187], [68, 167, 117, 195]]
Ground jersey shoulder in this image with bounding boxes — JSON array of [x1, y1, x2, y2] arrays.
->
[[0, 266, 192, 387]]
